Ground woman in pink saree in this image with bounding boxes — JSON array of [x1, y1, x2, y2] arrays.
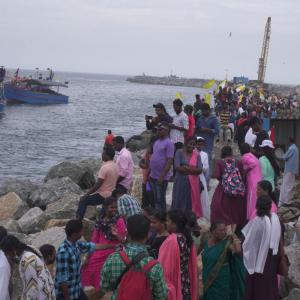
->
[[158, 209, 198, 300], [240, 143, 262, 220], [81, 197, 126, 290], [172, 138, 203, 218]]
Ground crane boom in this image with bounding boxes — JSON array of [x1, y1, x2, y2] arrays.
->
[[258, 17, 271, 82]]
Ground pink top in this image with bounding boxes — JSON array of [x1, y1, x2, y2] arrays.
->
[[116, 147, 134, 189], [97, 161, 119, 198], [158, 234, 198, 300]]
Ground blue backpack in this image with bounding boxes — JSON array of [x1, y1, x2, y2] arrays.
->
[[221, 159, 245, 198]]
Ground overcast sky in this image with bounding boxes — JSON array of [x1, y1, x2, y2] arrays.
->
[[1, 0, 299, 84]]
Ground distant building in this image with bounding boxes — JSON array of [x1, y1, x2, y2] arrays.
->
[[233, 76, 249, 85]]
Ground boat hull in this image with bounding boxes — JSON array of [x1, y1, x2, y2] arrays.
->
[[4, 84, 69, 105]]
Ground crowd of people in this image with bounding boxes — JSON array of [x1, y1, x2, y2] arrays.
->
[[0, 84, 299, 300]]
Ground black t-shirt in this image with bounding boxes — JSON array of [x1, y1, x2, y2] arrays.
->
[[149, 235, 168, 259]]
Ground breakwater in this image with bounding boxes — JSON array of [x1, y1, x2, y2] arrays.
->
[[127, 75, 207, 88]]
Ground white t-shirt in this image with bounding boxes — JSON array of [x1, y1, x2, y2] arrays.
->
[[245, 128, 257, 147], [0, 250, 11, 300]]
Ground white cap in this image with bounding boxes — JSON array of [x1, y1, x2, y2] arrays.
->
[[259, 140, 274, 149]]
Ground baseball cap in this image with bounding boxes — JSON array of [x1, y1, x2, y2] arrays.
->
[[196, 136, 206, 142], [153, 103, 166, 112], [259, 140, 274, 149], [156, 122, 169, 130]]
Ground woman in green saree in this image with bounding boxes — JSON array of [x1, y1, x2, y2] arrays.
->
[[202, 221, 245, 300]]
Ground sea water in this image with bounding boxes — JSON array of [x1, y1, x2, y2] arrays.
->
[[0, 71, 204, 183]]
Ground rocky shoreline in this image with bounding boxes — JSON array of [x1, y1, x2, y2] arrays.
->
[[1, 132, 300, 299]]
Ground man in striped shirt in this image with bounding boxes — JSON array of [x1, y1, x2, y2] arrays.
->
[[219, 103, 231, 144], [112, 186, 142, 219]]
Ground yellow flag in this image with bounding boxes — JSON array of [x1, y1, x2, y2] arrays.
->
[[175, 92, 183, 100], [203, 80, 216, 89], [204, 93, 211, 106], [236, 85, 246, 92], [217, 80, 227, 90]]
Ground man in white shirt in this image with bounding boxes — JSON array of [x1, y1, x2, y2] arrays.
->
[[169, 98, 189, 150], [0, 226, 11, 300]]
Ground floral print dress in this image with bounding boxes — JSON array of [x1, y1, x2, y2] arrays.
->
[[177, 233, 191, 299]]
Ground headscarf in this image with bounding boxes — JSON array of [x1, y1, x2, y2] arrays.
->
[[242, 213, 281, 274]]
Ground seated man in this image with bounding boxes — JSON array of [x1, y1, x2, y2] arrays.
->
[[112, 186, 142, 219], [76, 146, 118, 219]]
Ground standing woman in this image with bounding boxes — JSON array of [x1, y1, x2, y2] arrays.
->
[[172, 138, 203, 218], [202, 221, 245, 300], [0, 235, 55, 300], [158, 209, 198, 300], [81, 197, 126, 291], [258, 140, 280, 191], [249, 180, 278, 220], [240, 143, 262, 220], [242, 195, 282, 300], [211, 146, 246, 234], [149, 210, 169, 259], [196, 137, 210, 220]]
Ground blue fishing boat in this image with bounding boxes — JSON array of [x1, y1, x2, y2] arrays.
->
[[4, 69, 69, 105]]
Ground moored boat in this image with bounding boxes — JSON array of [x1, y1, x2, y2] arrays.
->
[[4, 69, 69, 105]]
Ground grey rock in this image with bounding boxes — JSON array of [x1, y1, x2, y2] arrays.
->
[[10, 232, 30, 243], [285, 243, 300, 289], [0, 192, 29, 221], [78, 158, 102, 179], [278, 206, 300, 223], [0, 179, 38, 204], [28, 226, 66, 250], [44, 192, 81, 220], [126, 131, 152, 152], [17, 207, 45, 234], [284, 289, 300, 300], [0, 219, 21, 233], [29, 177, 82, 207], [45, 161, 95, 189], [284, 223, 298, 246]]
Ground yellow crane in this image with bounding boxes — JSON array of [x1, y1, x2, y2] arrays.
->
[[258, 17, 271, 83]]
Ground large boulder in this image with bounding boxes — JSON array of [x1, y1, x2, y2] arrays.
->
[[28, 226, 66, 250], [0, 218, 21, 233], [45, 161, 95, 189], [0, 179, 38, 204], [283, 289, 300, 300], [285, 243, 300, 290], [29, 177, 82, 207], [78, 158, 102, 179], [278, 206, 300, 223], [17, 207, 45, 234], [44, 192, 81, 220], [45, 218, 69, 230], [126, 131, 152, 152], [0, 192, 29, 221], [18, 193, 82, 234]]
